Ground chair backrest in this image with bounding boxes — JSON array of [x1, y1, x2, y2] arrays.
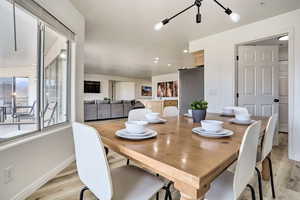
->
[[163, 106, 179, 117], [72, 122, 113, 200], [29, 100, 37, 115], [44, 102, 57, 126], [128, 108, 150, 121], [233, 121, 261, 199], [261, 114, 278, 161]]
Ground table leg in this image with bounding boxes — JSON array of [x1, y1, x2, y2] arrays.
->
[[262, 153, 271, 181], [174, 181, 209, 200]]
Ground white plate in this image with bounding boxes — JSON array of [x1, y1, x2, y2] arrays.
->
[[184, 113, 192, 118], [117, 129, 151, 137], [147, 118, 167, 124], [229, 118, 256, 125], [116, 129, 157, 140], [192, 128, 234, 138], [193, 127, 228, 135]]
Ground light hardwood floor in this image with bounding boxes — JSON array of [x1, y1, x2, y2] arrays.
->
[[27, 133, 300, 200]]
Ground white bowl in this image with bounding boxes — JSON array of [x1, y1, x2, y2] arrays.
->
[[201, 120, 224, 132], [145, 112, 160, 121], [235, 114, 251, 122], [125, 121, 148, 134], [222, 107, 234, 115], [188, 109, 193, 116]]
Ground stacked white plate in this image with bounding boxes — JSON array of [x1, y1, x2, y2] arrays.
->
[[147, 118, 167, 124], [115, 128, 157, 140], [229, 118, 255, 125], [184, 113, 192, 118], [192, 127, 234, 138]]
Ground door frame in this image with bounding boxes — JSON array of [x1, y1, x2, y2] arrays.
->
[[234, 29, 295, 158]]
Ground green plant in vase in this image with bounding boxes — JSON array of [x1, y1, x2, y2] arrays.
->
[[190, 100, 208, 123]]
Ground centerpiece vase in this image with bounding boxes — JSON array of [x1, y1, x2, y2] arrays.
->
[[192, 109, 206, 123]]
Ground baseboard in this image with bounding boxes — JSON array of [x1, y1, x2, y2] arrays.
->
[[12, 154, 75, 200]]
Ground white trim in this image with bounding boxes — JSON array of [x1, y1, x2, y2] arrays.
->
[[288, 29, 295, 160], [11, 154, 75, 200], [0, 124, 72, 151], [234, 28, 295, 160]]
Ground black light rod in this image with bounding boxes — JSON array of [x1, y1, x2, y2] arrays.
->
[[213, 0, 227, 11], [168, 3, 195, 21]]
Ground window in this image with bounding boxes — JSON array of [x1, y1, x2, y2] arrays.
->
[[43, 26, 69, 127], [0, 0, 73, 142]]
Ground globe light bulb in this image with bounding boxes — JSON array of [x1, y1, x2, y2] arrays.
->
[[154, 22, 163, 31], [230, 12, 240, 23]]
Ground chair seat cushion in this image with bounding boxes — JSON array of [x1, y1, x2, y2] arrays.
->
[[205, 170, 234, 200], [111, 165, 164, 200]]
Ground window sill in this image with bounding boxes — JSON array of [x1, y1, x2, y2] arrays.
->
[[0, 123, 72, 152]]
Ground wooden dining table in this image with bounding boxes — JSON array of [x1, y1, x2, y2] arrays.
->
[[88, 113, 269, 200]]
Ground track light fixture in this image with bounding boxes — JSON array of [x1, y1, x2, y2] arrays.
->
[[154, 0, 240, 31]]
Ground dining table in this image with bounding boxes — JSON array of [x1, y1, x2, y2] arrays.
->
[[88, 113, 270, 200]]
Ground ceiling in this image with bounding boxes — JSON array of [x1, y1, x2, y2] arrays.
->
[[0, 0, 37, 68], [70, 0, 300, 79], [0, 0, 60, 69]]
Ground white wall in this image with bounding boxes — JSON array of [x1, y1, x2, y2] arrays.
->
[[152, 72, 178, 99], [189, 9, 300, 161], [115, 82, 136, 100], [84, 73, 151, 100], [0, 1, 85, 200]]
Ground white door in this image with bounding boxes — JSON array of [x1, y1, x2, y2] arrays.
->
[[237, 46, 279, 117], [279, 60, 288, 132]]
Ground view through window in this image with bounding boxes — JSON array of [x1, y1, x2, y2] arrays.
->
[[0, 0, 70, 142]]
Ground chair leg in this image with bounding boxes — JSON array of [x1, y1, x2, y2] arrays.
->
[[163, 182, 173, 200], [267, 157, 276, 198], [247, 184, 256, 200], [18, 117, 20, 131], [79, 186, 89, 200], [104, 147, 109, 155], [127, 159, 130, 165], [156, 191, 159, 200], [255, 167, 263, 200]]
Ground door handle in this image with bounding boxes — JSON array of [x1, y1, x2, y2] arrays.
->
[[274, 98, 280, 103]]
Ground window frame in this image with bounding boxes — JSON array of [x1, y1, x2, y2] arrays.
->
[[0, 0, 73, 144]]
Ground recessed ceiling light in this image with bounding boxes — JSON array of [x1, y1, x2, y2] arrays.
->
[[154, 57, 159, 60], [183, 49, 188, 53], [167, 64, 171, 66], [278, 35, 288, 41], [154, 60, 158, 64]]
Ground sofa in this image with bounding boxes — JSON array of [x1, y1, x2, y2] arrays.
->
[[84, 100, 145, 121]]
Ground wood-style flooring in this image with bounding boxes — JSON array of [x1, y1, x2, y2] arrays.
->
[[27, 133, 300, 200]]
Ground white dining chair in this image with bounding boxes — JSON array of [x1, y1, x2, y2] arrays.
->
[[205, 121, 261, 200], [255, 114, 278, 200], [128, 108, 150, 121], [72, 122, 168, 200], [163, 106, 179, 117]]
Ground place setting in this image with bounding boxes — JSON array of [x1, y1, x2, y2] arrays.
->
[[192, 120, 234, 138], [184, 109, 193, 118], [220, 107, 235, 117], [229, 110, 256, 125], [145, 112, 167, 124], [115, 120, 158, 140]]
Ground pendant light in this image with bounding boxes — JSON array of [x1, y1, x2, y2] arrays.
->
[[154, 0, 240, 31]]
